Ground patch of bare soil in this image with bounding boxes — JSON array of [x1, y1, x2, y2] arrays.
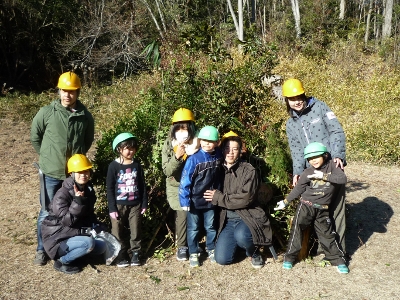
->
[[0, 118, 398, 300]]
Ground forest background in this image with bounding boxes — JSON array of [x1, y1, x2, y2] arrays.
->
[[1, 0, 400, 256]]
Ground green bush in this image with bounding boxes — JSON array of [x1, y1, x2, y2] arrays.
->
[[93, 41, 293, 253]]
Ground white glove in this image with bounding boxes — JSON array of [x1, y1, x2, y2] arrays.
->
[[274, 200, 286, 211], [307, 170, 324, 179], [181, 206, 190, 211]]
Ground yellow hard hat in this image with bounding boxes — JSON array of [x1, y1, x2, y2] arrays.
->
[[67, 154, 92, 173], [172, 108, 195, 123], [221, 131, 239, 141], [57, 72, 82, 90], [282, 78, 305, 98]]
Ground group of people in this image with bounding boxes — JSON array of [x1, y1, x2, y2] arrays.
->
[[31, 72, 348, 275]]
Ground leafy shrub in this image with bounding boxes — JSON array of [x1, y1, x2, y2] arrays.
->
[[93, 41, 293, 253]]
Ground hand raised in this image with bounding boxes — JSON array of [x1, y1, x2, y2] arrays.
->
[[307, 170, 324, 179], [74, 184, 84, 197]]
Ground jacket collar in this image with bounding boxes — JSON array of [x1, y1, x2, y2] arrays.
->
[[53, 99, 86, 114], [223, 160, 241, 176], [291, 96, 317, 119]]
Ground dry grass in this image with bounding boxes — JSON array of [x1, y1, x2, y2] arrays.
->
[[273, 40, 400, 164], [0, 118, 399, 299]]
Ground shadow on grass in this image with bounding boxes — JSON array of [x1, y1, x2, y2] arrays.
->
[[346, 196, 393, 257]]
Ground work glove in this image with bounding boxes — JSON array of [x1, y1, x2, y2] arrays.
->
[[109, 212, 119, 220], [274, 200, 287, 211], [181, 206, 190, 211], [80, 227, 92, 236], [307, 170, 324, 179]]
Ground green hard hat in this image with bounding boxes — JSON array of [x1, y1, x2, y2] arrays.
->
[[304, 142, 327, 159], [198, 126, 219, 141], [112, 132, 137, 152]]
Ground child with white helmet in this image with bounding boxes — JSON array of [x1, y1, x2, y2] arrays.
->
[[107, 133, 148, 267], [274, 142, 349, 274]]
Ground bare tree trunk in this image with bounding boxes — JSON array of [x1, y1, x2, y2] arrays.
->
[[141, 0, 164, 40], [251, 0, 256, 23], [339, 0, 346, 20], [382, 0, 394, 39], [238, 0, 244, 41], [155, 0, 166, 33], [358, 0, 364, 30], [227, 0, 240, 38], [263, 4, 266, 39], [290, 0, 301, 38], [374, 5, 381, 42], [364, 0, 373, 44]]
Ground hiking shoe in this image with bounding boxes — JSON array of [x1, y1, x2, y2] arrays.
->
[[283, 261, 293, 270], [131, 251, 141, 266], [189, 253, 199, 268], [336, 264, 349, 274], [251, 253, 264, 269], [176, 247, 188, 261], [116, 260, 130, 268], [34, 250, 48, 266], [207, 250, 216, 263], [53, 259, 80, 274]]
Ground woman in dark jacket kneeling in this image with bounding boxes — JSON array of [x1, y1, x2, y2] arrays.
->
[[41, 154, 106, 274], [204, 134, 272, 269]]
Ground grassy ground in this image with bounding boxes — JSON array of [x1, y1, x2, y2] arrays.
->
[[0, 118, 399, 300]]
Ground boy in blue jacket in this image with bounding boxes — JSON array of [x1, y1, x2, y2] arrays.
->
[[179, 126, 222, 267]]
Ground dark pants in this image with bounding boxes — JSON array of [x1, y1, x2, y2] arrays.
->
[[330, 183, 346, 251], [37, 175, 63, 251], [284, 202, 346, 266], [175, 210, 187, 248], [111, 203, 142, 258]]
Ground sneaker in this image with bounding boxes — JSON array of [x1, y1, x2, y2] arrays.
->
[[34, 250, 48, 266], [283, 261, 293, 270], [336, 264, 349, 274], [251, 253, 264, 269], [189, 253, 200, 268], [116, 260, 130, 268], [53, 259, 81, 274], [176, 247, 188, 261], [131, 251, 141, 266], [207, 250, 216, 263]]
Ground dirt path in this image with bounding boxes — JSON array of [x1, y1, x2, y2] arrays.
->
[[0, 118, 399, 300]]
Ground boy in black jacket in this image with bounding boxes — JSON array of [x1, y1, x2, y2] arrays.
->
[[274, 142, 349, 274], [107, 133, 148, 267]]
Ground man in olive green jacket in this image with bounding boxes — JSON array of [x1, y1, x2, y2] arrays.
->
[[30, 72, 94, 266]]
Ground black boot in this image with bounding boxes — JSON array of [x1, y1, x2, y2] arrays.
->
[[53, 259, 81, 274]]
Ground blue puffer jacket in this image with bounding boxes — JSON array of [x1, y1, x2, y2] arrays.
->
[[179, 148, 223, 209], [286, 97, 346, 176]]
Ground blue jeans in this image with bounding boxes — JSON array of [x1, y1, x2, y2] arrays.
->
[[214, 218, 256, 265], [187, 207, 216, 255], [36, 175, 63, 251], [59, 236, 107, 264]]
